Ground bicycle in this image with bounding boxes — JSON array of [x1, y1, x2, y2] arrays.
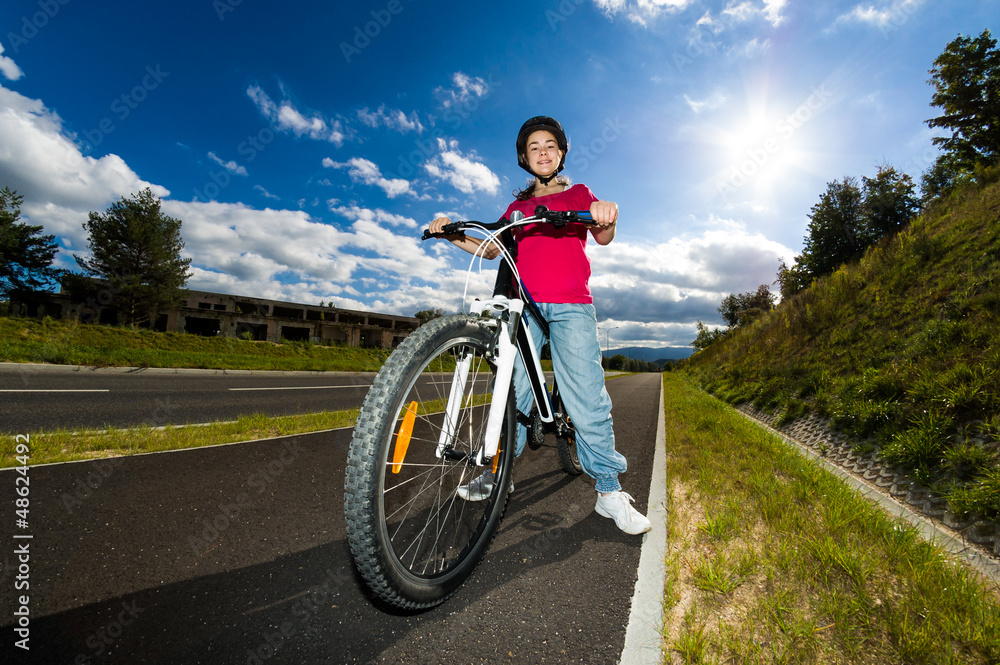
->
[[344, 206, 596, 609]]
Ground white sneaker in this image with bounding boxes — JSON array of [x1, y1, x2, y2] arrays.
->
[[595, 491, 652, 535], [457, 471, 512, 501]]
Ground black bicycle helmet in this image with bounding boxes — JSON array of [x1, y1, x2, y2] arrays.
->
[[516, 116, 569, 182]]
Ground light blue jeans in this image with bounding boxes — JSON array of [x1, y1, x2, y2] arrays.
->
[[512, 303, 627, 493]]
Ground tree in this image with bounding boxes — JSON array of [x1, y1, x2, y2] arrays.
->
[[75, 188, 191, 325], [795, 177, 864, 280], [607, 353, 630, 371], [859, 166, 920, 243], [926, 30, 999, 169], [923, 30, 1000, 198], [718, 284, 776, 329], [787, 167, 918, 296], [414, 308, 446, 326], [0, 187, 62, 298], [691, 321, 726, 351], [774, 259, 809, 301]]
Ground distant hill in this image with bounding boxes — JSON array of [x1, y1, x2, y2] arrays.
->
[[603, 346, 693, 363], [682, 170, 1000, 522]]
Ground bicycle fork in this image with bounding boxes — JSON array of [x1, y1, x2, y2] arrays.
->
[[434, 297, 554, 467]]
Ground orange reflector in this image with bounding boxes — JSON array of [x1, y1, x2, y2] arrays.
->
[[391, 401, 418, 474], [491, 444, 501, 474]]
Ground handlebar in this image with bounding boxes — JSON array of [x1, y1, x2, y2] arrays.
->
[[421, 206, 595, 240]]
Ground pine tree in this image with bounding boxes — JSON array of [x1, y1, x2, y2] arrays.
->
[[0, 187, 62, 297], [75, 188, 192, 325]]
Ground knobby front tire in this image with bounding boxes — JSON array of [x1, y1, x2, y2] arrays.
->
[[344, 315, 516, 610]]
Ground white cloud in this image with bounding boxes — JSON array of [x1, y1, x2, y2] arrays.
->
[[684, 91, 727, 114], [323, 157, 412, 198], [0, 43, 23, 81], [330, 204, 418, 229], [207, 151, 248, 176], [696, 0, 788, 34], [721, 1, 756, 23], [254, 184, 279, 200], [164, 198, 455, 310], [247, 84, 345, 145], [731, 36, 772, 59], [424, 139, 500, 195], [433, 72, 489, 109], [0, 84, 166, 257], [593, 0, 695, 24], [357, 105, 423, 133], [721, 0, 787, 28], [762, 0, 788, 27], [588, 220, 795, 326], [832, 0, 923, 32]]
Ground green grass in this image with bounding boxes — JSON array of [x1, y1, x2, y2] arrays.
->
[[661, 372, 1000, 665], [683, 169, 1000, 521], [0, 409, 360, 468], [0, 316, 391, 371]]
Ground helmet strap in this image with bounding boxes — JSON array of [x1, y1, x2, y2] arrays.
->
[[537, 173, 558, 186]]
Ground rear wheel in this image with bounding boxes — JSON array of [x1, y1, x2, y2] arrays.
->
[[527, 407, 546, 450], [557, 430, 583, 475], [344, 315, 516, 610]]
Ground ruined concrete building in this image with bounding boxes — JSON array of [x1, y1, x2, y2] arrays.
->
[[10, 284, 420, 350]]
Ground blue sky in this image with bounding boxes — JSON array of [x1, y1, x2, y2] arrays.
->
[[0, 0, 996, 350]]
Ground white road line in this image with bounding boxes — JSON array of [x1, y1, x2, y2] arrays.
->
[[228, 385, 370, 391], [0, 389, 110, 393]]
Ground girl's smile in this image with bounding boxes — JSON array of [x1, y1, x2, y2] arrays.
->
[[524, 129, 563, 177]]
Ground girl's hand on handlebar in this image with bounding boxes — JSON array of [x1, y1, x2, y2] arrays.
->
[[590, 200, 618, 228], [426, 215, 500, 259], [428, 216, 453, 236], [590, 200, 618, 245]]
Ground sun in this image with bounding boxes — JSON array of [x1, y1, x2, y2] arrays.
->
[[709, 94, 821, 206]]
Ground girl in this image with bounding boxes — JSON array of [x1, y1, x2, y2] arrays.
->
[[428, 116, 651, 535]]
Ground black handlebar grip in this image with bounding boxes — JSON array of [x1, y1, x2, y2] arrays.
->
[[421, 223, 463, 240]]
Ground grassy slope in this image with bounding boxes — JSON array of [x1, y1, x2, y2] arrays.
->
[[682, 172, 1000, 521]]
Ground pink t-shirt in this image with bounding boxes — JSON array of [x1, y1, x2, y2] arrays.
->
[[501, 184, 599, 304]]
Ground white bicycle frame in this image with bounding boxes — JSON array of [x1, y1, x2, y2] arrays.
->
[[431, 213, 572, 467]]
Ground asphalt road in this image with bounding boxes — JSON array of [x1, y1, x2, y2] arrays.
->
[[0, 364, 378, 431], [0, 372, 662, 665]]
